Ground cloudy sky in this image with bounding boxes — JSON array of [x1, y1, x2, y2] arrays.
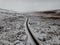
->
[[0, 0, 60, 13]]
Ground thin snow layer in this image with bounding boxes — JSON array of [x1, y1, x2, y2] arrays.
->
[[28, 16, 60, 45]]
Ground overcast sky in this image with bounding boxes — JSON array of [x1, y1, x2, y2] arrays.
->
[[0, 0, 60, 13]]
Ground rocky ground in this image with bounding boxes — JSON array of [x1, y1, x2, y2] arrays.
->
[[0, 9, 60, 45]]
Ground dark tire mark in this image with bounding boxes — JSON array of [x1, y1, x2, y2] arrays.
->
[[26, 18, 39, 45]]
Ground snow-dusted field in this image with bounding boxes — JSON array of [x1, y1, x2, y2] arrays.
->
[[0, 9, 35, 45], [0, 9, 60, 45], [28, 16, 60, 45]]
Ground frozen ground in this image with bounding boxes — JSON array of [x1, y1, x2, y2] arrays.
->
[[0, 9, 60, 45], [0, 9, 35, 45], [28, 16, 60, 45]]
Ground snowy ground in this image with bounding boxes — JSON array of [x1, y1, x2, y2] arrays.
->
[[0, 9, 60, 45], [0, 9, 35, 45], [28, 16, 60, 45]]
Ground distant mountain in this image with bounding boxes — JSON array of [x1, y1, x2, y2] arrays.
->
[[0, 8, 23, 16], [24, 9, 60, 18], [0, 8, 60, 18]]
